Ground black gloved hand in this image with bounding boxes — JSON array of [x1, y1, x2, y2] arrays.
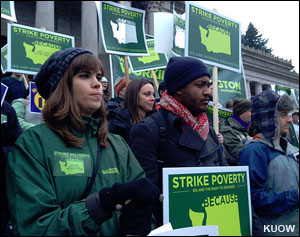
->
[[99, 177, 160, 214], [86, 178, 160, 225], [119, 201, 152, 236]]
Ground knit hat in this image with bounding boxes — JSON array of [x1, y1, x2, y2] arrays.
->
[[233, 98, 251, 116], [35, 48, 92, 99], [164, 56, 210, 95], [114, 77, 127, 97], [101, 77, 108, 83], [251, 90, 294, 139]]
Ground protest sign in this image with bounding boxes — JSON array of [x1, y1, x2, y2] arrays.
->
[[172, 10, 185, 57], [1, 1, 17, 22], [275, 84, 292, 96], [110, 54, 164, 98], [163, 166, 252, 236], [206, 101, 232, 126], [29, 82, 46, 113], [1, 44, 8, 73], [214, 64, 248, 104], [128, 38, 169, 73], [185, 2, 241, 73], [1, 83, 9, 106], [154, 12, 173, 55], [7, 23, 74, 75], [97, 1, 148, 56], [293, 88, 299, 106]]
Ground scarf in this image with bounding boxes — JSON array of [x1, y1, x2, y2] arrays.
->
[[160, 94, 209, 141], [232, 115, 250, 130]]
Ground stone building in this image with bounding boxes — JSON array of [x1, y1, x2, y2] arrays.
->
[[1, 1, 299, 98]]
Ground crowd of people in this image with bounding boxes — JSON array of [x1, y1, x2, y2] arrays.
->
[[1, 48, 299, 236]]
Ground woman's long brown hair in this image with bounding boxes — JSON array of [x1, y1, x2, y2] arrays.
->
[[43, 53, 108, 148], [123, 78, 155, 126]]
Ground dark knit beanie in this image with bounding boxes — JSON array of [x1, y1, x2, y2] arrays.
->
[[164, 57, 210, 95], [35, 48, 92, 99], [233, 98, 251, 116]]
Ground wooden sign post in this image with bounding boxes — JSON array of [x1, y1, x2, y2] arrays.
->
[[213, 66, 219, 133]]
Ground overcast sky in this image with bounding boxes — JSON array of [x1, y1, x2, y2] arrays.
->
[[190, 1, 299, 73]]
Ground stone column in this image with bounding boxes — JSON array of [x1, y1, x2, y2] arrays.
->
[[146, 1, 163, 36], [246, 80, 251, 99], [81, 1, 98, 56], [255, 82, 263, 95], [35, 1, 54, 31]]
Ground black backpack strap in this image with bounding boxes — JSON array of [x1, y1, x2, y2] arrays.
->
[[81, 143, 101, 199], [149, 109, 169, 165]]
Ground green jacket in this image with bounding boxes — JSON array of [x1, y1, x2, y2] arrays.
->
[[6, 116, 145, 236], [220, 117, 252, 165]]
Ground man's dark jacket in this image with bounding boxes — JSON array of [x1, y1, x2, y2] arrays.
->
[[129, 108, 227, 190]]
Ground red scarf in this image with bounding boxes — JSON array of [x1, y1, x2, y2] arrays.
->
[[160, 93, 209, 141]]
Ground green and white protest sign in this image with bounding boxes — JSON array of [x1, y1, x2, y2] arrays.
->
[[163, 166, 251, 236], [293, 88, 299, 106], [1, 1, 17, 22], [128, 38, 168, 73], [275, 84, 292, 96], [7, 23, 74, 75], [172, 9, 185, 57], [110, 54, 164, 98], [1, 44, 8, 73], [97, 1, 148, 56], [206, 101, 232, 126], [206, 64, 248, 106], [185, 2, 241, 73]]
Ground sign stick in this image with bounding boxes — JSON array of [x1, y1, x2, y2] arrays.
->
[[151, 70, 159, 91], [213, 66, 219, 133], [211, 8, 219, 134], [22, 74, 28, 90], [124, 55, 130, 85], [118, 2, 130, 86]]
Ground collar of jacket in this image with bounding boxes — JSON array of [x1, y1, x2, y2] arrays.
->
[[66, 115, 99, 138], [246, 133, 298, 156], [162, 109, 210, 151], [82, 116, 99, 137], [228, 116, 248, 131]]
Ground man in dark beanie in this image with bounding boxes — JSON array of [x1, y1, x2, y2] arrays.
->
[[220, 98, 252, 165], [239, 91, 298, 236], [129, 56, 226, 226]]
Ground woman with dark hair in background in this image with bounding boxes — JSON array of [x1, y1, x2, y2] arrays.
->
[[108, 78, 156, 142]]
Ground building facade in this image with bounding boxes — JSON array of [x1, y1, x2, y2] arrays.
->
[[1, 1, 299, 98]]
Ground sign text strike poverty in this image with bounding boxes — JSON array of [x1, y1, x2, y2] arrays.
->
[[190, 6, 238, 29], [103, 3, 142, 19], [12, 27, 71, 43], [172, 173, 246, 188]]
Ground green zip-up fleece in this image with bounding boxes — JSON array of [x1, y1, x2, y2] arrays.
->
[[6, 117, 145, 236]]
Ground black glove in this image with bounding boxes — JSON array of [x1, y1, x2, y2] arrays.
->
[[119, 201, 152, 236], [86, 178, 160, 225], [99, 177, 160, 214]]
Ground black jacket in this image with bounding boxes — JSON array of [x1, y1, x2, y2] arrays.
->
[[1, 101, 22, 235], [129, 108, 226, 190], [108, 108, 132, 143]]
